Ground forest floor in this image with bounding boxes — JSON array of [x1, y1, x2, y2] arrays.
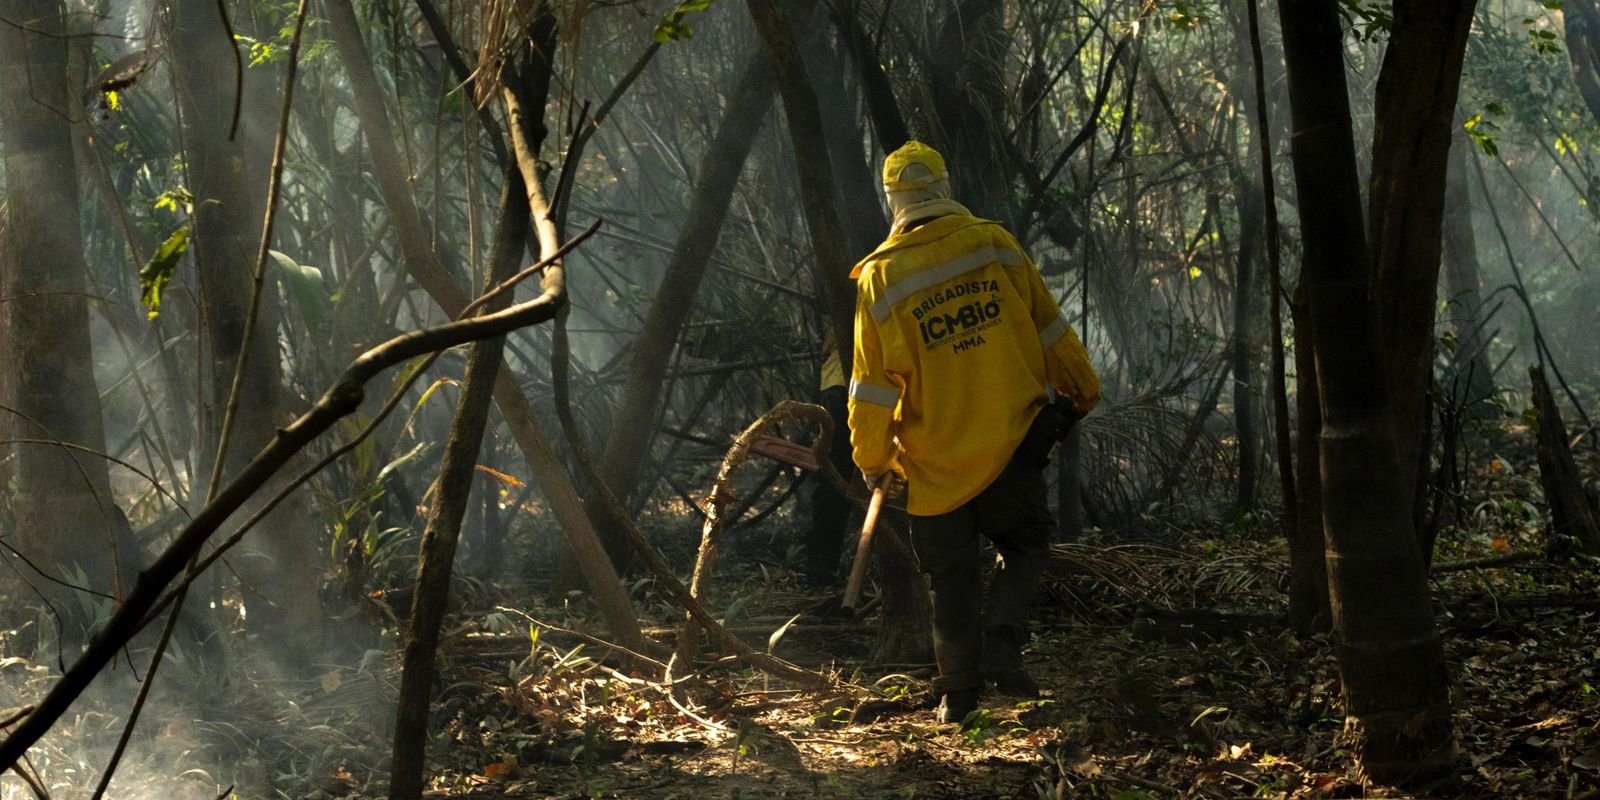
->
[[4, 524, 1599, 800], [4, 440, 1599, 799], [390, 534, 1598, 800]]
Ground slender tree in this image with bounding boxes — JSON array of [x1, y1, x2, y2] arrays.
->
[[389, 171, 529, 800], [1440, 130, 1496, 411], [594, 48, 776, 530], [800, 20, 932, 662]]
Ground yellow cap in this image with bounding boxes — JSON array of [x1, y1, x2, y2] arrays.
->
[[882, 140, 947, 192]]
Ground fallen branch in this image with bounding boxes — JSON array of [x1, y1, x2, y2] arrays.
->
[[644, 621, 867, 639], [679, 401, 839, 663], [1432, 551, 1544, 573], [1453, 592, 1600, 612]]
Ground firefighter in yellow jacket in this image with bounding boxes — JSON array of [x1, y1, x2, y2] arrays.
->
[[848, 141, 1099, 723]]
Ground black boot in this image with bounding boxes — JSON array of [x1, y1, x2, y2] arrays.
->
[[982, 626, 1040, 697], [936, 688, 980, 723]]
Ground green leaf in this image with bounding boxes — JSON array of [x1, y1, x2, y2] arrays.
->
[[139, 226, 190, 319], [377, 441, 430, 483], [269, 250, 329, 335], [153, 186, 193, 214], [651, 18, 692, 42], [651, 0, 720, 43]]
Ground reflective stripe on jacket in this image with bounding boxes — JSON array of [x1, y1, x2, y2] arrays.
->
[[847, 214, 1100, 516]]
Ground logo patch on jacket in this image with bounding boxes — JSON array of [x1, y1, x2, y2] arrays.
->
[[912, 279, 1003, 351]]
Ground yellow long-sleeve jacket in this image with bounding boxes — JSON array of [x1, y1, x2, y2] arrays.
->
[[847, 214, 1100, 516]]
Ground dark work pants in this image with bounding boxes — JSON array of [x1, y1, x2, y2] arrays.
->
[[807, 386, 853, 582], [910, 455, 1053, 692]]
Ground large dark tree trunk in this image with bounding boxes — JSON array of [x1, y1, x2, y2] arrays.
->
[[0, 0, 120, 623], [1277, 0, 1456, 784], [593, 49, 776, 538], [166, 0, 324, 659], [1367, 0, 1478, 514], [388, 172, 527, 800]]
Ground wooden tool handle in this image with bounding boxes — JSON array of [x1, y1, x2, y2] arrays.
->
[[841, 483, 887, 611]]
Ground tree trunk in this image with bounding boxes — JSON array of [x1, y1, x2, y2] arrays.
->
[[1277, 0, 1456, 783], [1564, 0, 1600, 126], [1245, 0, 1298, 557], [1530, 366, 1600, 554], [825, 0, 910, 151], [328, 0, 643, 650], [1229, 162, 1263, 513], [592, 49, 776, 540], [922, 0, 1013, 224], [747, 0, 857, 379], [388, 172, 527, 800], [165, 0, 324, 660], [1366, 0, 1478, 509], [750, 2, 934, 661], [1441, 133, 1496, 411], [1288, 292, 1328, 634], [0, 209, 11, 540], [803, 22, 886, 258], [0, 0, 120, 622]]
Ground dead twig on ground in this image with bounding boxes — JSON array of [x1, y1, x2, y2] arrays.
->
[[0, 707, 32, 730], [494, 606, 669, 671]]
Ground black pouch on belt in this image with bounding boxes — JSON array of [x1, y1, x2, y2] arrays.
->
[[1016, 401, 1080, 468]]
